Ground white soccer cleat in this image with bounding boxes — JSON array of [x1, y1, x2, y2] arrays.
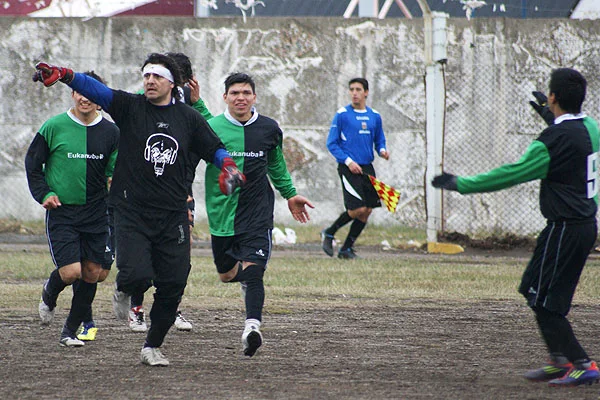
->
[[174, 311, 192, 331], [112, 285, 131, 321], [59, 336, 85, 347], [39, 297, 55, 326], [242, 319, 263, 357], [128, 306, 148, 332], [141, 347, 169, 366]]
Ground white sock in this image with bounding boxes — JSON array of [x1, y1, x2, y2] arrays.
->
[[245, 318, 261, 330]]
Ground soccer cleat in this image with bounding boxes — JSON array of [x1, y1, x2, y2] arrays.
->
[[77, 322, 98, 341], [524, 362, 573, 381], [129, 306, 148, 332], [112, 285, 131, 321], [337, 248, 358, 260], [242, 322, 263, 357], [38, 297, 55, 325], [141, 347, 169, 366], [59, 336, 85, 347], [174, 311, 192, 331], [548, 361, 600, 387], [321, 229, 334, 257]]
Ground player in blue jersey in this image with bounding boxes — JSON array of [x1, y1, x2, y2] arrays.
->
[[321, 78, 390, 259]]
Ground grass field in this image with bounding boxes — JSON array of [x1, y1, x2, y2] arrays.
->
[[2, 228, 600, 398]]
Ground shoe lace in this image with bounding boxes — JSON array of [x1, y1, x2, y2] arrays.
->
[[177, 312, 189, 322], [136, 311, 145, 323]]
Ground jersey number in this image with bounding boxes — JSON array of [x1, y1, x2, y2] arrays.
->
[[587, 152, 598, 199]]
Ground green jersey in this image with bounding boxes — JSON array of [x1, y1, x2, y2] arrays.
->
[[25, 110, 119, 205], [457, 115, 599, 221], [206, 109, 297, 236]]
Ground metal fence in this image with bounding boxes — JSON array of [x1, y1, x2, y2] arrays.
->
[[441, 61, 600, 237]]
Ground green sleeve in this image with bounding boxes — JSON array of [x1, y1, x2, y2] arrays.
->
[[192, 98, 213, 120], [267, 146, 297, 199], [457, 140, 550, 194], [105, 149, 118, 178]]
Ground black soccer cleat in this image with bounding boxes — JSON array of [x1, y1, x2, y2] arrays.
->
[[321, 229, 334, 257]]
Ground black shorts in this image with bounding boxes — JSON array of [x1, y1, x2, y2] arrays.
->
[[46, 202, 110, 268], [338, 163, 381, 211], [102, 207, 115, 271], [211, 229, 272, 274], [113, 206, 191, 290], [518, 220, 597, 316]]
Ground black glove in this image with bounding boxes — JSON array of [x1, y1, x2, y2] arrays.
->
[[218, 158, 246, 195], [32, 62, 74, 87], [432, 172, 458, 191], [529, 91, 554, 126]]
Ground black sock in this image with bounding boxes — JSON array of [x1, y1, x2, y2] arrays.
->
[[44, 269, 68, 309], [72, 279, 94, 324], [63, 280, 97, 337], [342, 219, 366, 250], [131, 291, 145, 309], [228, 263, 265, 321], [326, 211, 352, 236]]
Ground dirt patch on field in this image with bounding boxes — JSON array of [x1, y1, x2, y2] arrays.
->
[[1, 298, 600, 399]]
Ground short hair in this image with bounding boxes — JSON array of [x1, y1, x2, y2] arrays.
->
[[83, 70, 105, 85], [549, 68, 586, 114], [349, 77, 369, 91], [141, 53, 183, 98], [165, 52, 193, 81], [224, 72, 255, 94]]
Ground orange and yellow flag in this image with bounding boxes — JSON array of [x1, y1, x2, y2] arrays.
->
[[368, 175, 400, 213]]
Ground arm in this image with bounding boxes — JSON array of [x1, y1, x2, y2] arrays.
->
[[373, 113, 388, 159], [68, 73, 114, 111], [267, 146, 297, 200], [457, 141, 550, 194], [24, 133, 60, 207], [326, 112, 351, 165], [188, 78, 214, 120]]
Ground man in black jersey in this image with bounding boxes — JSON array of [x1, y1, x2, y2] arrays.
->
[[33, 53, 244, 366], [432, 68, 600, 386]]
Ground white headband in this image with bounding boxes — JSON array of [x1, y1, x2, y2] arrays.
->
[[142, 64, 174, 83]]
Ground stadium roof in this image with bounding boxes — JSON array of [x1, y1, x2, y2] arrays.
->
[[0, 0, 598, 19]]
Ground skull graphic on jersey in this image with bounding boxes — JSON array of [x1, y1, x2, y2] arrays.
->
[[144, 133, 179, 176]]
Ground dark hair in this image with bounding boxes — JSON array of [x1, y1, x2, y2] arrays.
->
[[142, 53, 183, 99], [224, 72, 255, 94], [83, 70, 105, 85], [349, 77, 369, 91], [165, 52, 193, 81], [549, 68, 586, 114]]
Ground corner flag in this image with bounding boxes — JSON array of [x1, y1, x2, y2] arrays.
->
[[368, 175, 400, 213]]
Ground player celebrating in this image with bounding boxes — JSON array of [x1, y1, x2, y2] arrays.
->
[[32, 53, 244, 366], [205, 72, 313, 357], [26, 71, 118, 347], [322, 78, 389, 259], [432, 68, 600, 387]]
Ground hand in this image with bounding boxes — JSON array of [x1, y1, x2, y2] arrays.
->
[[219, 158, 246, 195], [529, 91, 554, 126], [188, 77, 200, 104], [431, 172, 458, 191], [42, 195, 61, 210], [348, 161, 363, 174], [186, 196, 195, 223], [32, 62, 74, 87], [287, 195, 314, 224], [380, 150, 390, 160]]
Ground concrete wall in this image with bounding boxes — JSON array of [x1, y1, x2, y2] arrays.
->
[[2, 16, 599, 234]]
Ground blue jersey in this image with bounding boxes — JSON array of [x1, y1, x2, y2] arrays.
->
[[326, 104, 386, 165]]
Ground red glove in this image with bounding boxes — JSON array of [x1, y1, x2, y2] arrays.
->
[[219, 158, 245, 195], [32, 62, 74, 87]]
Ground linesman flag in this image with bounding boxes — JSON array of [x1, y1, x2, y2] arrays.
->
[[368, 175, 400, 213]]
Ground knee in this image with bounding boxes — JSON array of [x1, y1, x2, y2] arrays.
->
[[97, 269, 110, 283], [58, 264, 81, 284], [348, 207, 371, 222], [218, 262, 240, 283]]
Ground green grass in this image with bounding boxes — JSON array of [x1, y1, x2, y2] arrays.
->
[[2, 250, 600, 311]]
